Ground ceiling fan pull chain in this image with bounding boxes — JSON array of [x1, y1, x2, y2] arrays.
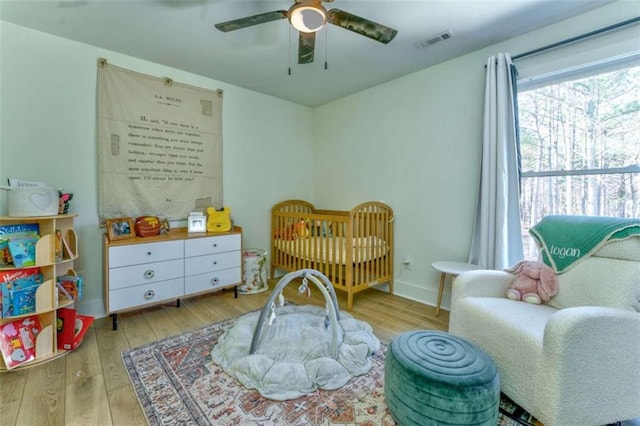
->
[[324, 27, 328, 70], [288, 26, 292, 75]]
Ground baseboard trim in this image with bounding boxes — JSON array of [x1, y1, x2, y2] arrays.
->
[[78, 280, 447, 320], [391, 279, 446, 310], [75, 299, 107, 319]]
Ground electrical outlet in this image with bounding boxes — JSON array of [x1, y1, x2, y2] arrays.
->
[[402, 257, 412, 270]]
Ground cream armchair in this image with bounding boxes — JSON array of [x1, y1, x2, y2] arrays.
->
[[448, 237, 640, 426]]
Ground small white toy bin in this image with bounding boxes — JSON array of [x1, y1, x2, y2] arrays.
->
[[239, 249, 269, 294], [3, 186, 59, 217]]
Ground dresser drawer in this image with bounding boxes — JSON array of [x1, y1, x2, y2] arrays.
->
[[184, 234, 241, 257], [108, 240, 183, 268], [108, 278, 184, 312], [184, 251, 241, 276], [108, 258, 184, 290], [184, 267, 241, 294]]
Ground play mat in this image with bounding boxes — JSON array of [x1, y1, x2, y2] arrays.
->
[[211, 269, 380, 400]]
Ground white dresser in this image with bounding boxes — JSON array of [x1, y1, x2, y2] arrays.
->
[[103, 227, 242, 330]]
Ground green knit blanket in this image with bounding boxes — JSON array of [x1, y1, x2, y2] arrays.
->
[[529, 215, 640, 273]]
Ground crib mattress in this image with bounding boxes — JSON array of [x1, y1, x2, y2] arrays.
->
[[274, 236, 388, 265]]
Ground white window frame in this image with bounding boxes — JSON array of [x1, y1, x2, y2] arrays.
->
[[516, 53, 640, 256], [518, 51, 640, 181]]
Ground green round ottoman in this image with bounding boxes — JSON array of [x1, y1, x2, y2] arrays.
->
[[384, 330, 500, 425]]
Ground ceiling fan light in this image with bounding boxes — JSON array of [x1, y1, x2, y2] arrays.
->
[[289, 4, 326, 33]]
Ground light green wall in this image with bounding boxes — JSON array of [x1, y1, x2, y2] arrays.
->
[[0, 22, 314, 317], [1, 1, 637, 316], [0, 19, 3, 177], [313, 1, 639, 306]]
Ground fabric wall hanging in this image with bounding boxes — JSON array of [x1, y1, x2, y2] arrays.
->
[[97, 58, 223, 221]]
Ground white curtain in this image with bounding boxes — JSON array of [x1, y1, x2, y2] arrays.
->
[[468, 53, 524, 270]]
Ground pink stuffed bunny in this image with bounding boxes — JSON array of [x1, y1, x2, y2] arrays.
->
[[504, 261, 558, 304]]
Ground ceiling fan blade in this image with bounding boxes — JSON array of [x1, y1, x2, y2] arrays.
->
[[298, 31, 316, 64], [215, 10, 287, 32], [327, 9, 397, 44]]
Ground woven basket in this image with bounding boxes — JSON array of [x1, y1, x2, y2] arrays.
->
[[134, 217, 161, 237], [4, 186, 59, 217]]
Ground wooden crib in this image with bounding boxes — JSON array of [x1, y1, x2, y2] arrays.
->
[[271, 200, 394, 310]]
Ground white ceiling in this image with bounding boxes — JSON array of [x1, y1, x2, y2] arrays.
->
[[1, 0, 616, 107]]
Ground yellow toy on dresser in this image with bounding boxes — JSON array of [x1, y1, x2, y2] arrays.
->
[[207, 207, 232, 233]]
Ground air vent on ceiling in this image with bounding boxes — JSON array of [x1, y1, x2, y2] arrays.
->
[[413, 30, 454, 50]]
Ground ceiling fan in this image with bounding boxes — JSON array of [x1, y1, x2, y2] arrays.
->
[[214, 0, 398, 65]]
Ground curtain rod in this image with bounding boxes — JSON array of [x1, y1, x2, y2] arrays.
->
[[512, 16, 640, 61]]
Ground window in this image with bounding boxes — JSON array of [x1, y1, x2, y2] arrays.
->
[[517, 58, 640, 258]]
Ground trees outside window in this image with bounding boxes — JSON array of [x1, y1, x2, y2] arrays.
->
[[518, 64, 640, 259]]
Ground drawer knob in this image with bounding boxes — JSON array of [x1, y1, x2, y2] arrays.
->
[[144, 269, 155, 280], [213, 261, 218, 266], [144, 290, 155, 300], [212, 243, 217, 248], [146, 251, 152, 256], [211, 277, 219, 285]]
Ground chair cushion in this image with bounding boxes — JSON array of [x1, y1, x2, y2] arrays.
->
[[449, 298, 557, 403], [592, 236, 640, 261], [547, 256, 640, 312]]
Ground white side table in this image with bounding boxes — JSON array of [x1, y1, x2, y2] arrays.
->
[[431, 261, 481, 316]]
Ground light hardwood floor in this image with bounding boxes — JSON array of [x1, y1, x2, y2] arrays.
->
[[0, 284, 449, 426]]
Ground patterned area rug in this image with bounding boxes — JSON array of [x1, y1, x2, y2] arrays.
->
[[122, 313, 541, 426]]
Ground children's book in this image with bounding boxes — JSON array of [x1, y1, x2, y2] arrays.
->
[[0, 239, 11, 266], [60, 234, 75, 259], [1, 271, 43, 318], [8, 237, 38, 268], [56, 282, 73, 300], [57, 275, 83, 301], [0, 223, 39, 238], [56, 308, 94, 350], [0, 224, 39, 267], [54, 230, 63, 263], [0, 315, 42, 369], [9, 275, 43, 316], [10, 285, 39, 316], [0, 267, 41, 284]]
